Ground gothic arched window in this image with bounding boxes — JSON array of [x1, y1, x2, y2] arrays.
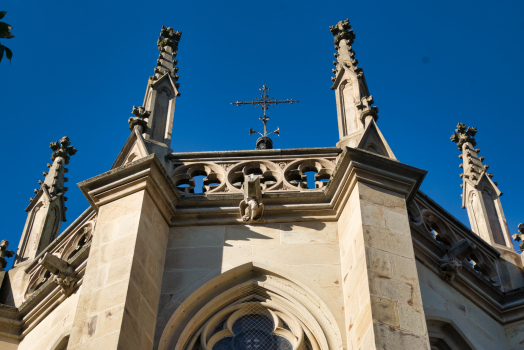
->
[[197, 302, 314, 350], [210, 313, 294, 350]]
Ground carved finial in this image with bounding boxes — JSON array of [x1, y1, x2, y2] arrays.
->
[[0, 240, 15, 271], [330, 19, 361, 88], [157, 25, 182, 52], [356, 95, 379, 124], [450, 122, 477, 150], [239, 174, 264, 222], [50, 136, 77, 165], [512, 224, 524, 250], [329, 19, 354, 46], [153, 25, 182, 90], [128, 105, 150, 132]]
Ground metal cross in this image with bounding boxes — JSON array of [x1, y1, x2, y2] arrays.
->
[[231, 85, 299, 149]]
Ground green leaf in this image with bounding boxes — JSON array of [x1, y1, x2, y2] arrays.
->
[[4, 45, 11, 63], [0, 44, 11, 64], [0, 11, 6, 20], [0, 22, 13, 39]]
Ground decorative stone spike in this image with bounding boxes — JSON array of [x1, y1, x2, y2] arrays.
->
[[64, 168, 69, 173], [494, 182, 498, 186], [64, 187, 69, 192], [33, 189, 38, 194], [29, 198, 33, 202], [64, 197, 68, 201], [475, 148, 481, 153], [488, 173, 494, 178], [459, 164, 463, 168], [484, 165, 489, 170], [64, 177, 69, 182], [458, 154, 463, 159], [38, 180, 44, 185], [43, 172, 48, 177], [47, 163, 52, 168], [480, 156, 485, 162]]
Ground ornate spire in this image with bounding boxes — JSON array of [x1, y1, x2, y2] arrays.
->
[[329, 19, 379, 148], [139, 25, 182, 149], [329, 19, 359, 76], [149, 25, 181, 89], [14, 137, 77, 266], [452, 123, 511, 249]]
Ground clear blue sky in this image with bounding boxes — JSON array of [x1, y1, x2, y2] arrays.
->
[[1, 0, 523, 264]]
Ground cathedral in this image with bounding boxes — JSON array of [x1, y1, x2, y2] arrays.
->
[[0, 19, 523, 350]]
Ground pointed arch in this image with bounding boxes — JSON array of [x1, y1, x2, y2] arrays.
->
[[158, 262, 343, 350], [424, 309, 476, 350]]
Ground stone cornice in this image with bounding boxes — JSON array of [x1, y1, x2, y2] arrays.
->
[[411, 191, 524, 325], [78, 154, 180, 222]]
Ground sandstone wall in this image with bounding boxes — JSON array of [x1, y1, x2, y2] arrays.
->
[[418, 261, 508, 349], [156, 221, 344, 345], [16, 285, 80, 350]]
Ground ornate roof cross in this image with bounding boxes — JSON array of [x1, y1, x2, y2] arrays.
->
[[231, 85, 299, 150]]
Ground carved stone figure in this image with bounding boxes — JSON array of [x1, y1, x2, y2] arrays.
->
[[438, 259, 462, 282], [39, 252, 78, 295], [239, 174, 264, 222], [0, 240, 14, 271]]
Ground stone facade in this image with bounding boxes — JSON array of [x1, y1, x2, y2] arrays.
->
[[0, 20, 523, 350]]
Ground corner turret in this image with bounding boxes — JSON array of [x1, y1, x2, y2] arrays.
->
[[13, 136, 77, 266], [451, 123, 512, 249]]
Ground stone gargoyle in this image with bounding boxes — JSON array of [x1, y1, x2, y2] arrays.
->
[[239, 174, 264, 222], [39, 252, 78, 295]]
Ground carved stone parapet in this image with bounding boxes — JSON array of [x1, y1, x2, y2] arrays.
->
[[239, 174, 264, 222], [39, 252, 78, 295]]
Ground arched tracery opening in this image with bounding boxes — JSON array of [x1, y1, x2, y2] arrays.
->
[[159, 263, 342, 350]]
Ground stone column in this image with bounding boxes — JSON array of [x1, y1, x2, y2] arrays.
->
[[68, 155, 178, 350], [336, 149, 430, 349]]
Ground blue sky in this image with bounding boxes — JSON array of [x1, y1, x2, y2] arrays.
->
[[1, 0, 523, 264]]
